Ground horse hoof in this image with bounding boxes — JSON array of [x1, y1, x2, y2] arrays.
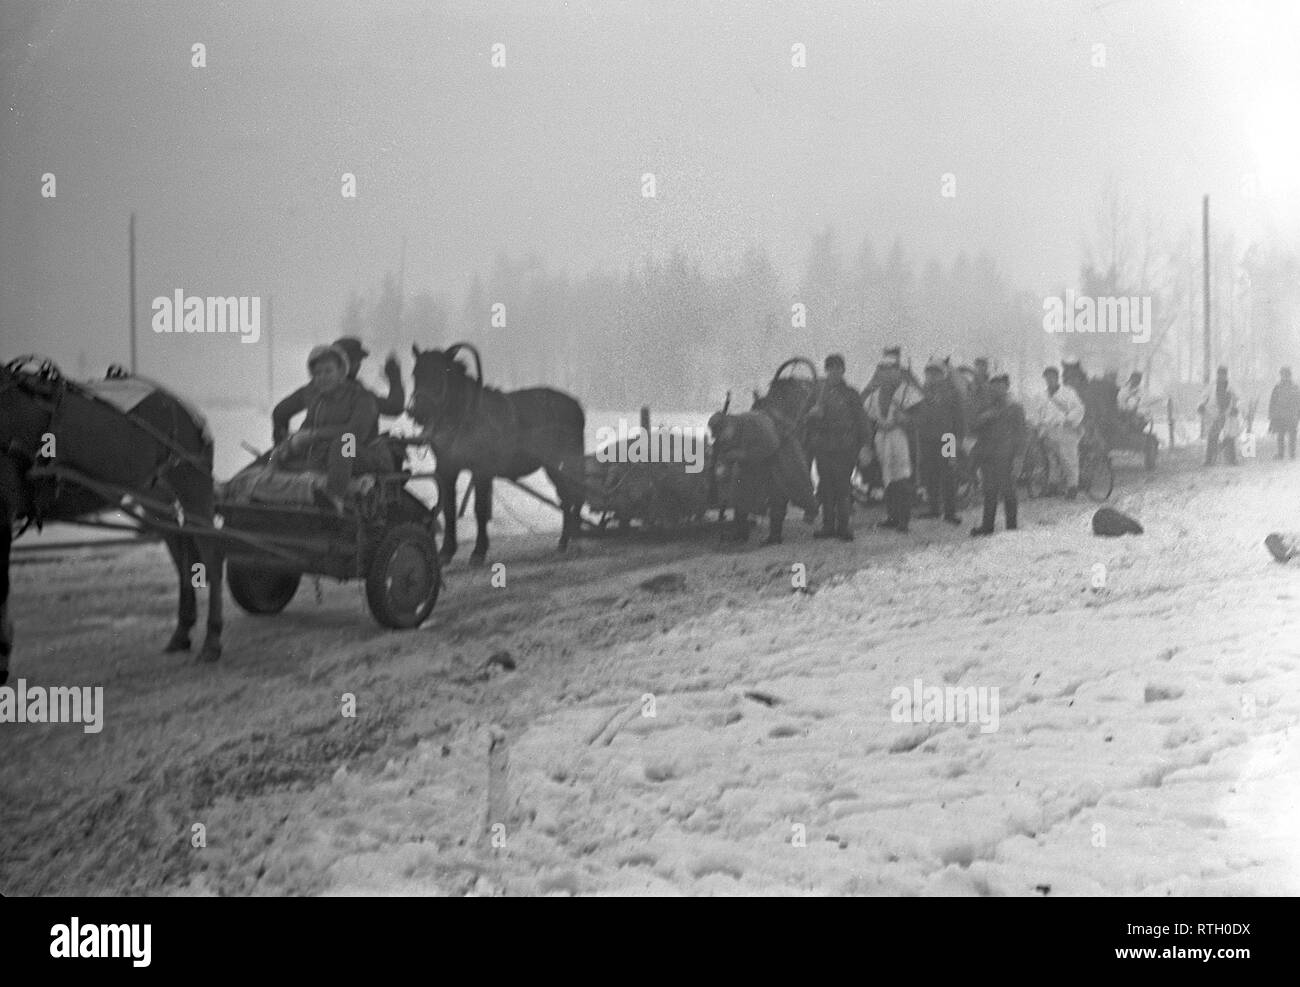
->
[[163, 635, 192, 653], [197, 645, 222, 664], [468, 554, 486, 568]]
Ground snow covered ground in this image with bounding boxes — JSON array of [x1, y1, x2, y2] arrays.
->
[[2, 444, 1297, 895]]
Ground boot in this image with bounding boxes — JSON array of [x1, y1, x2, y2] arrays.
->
[[834, 494, 854, 540], [894, 482, 912, 533], [877, 484, 898, 529], [722, 516, 751, 543]]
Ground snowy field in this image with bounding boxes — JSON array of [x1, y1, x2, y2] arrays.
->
[[2, 445, 1297, 895]]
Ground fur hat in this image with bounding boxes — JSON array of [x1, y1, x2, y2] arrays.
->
[[332, 336, 369, 371], [307, 343, 349, 376]]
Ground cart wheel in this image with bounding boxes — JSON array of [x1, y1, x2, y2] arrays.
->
[[365, 522, 441, 629], [227, 565, 301, 615], [1144, 434, 1159, 470]]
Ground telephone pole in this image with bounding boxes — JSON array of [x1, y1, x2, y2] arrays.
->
[[1202, 194, 1211, 383], [128, 212, 138, 373]]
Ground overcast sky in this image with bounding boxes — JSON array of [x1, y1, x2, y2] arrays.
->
[[2, 0, 1298, 398]]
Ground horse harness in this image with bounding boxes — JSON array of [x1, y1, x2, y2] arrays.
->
[[2, 358, 211, 531]]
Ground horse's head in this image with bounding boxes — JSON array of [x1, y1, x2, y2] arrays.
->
[[0, 359, 61, 461], [408, 343, 481, 427], [756, 377, 815, 423]]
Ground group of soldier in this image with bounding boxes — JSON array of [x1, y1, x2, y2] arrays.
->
[[768, 347, 1035, 541], [718, 346, 1300, 546]]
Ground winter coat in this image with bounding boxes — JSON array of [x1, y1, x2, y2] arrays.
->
[[971, 397, 1028, 469], [806, 380, 868, 456], [1268, 381, 1300, 431], [272, 371, 400, 444], [918, 377, 965, 442], [272, 379, 379, 454], [1198, 384, 1239, 430], [1031, 384, 1085, 433]]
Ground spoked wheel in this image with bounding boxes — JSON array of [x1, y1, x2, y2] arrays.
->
[[365, 522, 441, 629], [1082, 449, 1115, 502], [227, 565, 301, 615]]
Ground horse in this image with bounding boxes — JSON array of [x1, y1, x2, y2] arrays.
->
[[408, 343, 586, 564], [0, 358, 224, 682], [706, 358, 820, 542]]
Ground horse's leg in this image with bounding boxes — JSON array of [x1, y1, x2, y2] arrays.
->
[[190, 496, 224, 663], [161, 531, 196, 652], [547, 456, 584, 551], [470, 473, 491, 564], [1, 511, 12, 685], [190, 531, 223, 662], [438, 470, 458, 562]]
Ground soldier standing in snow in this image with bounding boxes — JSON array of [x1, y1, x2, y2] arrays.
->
[[916, 358, 964, 524], [805, 354, 868, 541], [1198, 366, 1240, 466], [969, 373, 1027, 537], [1268, 366, 1299, 460], [862, 348, 924, 533], [1032, 366, 1085, 499]]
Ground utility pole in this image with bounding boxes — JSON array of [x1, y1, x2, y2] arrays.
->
[[1202, 194, 1211, 384], [128, 212, 138, 374], [266, 294, 274, 411], [396, 235, 407, 354]]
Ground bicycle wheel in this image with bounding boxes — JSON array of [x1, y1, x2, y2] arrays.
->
[[1083, 450, 1114, 501]]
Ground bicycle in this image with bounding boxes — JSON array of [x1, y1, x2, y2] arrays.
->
[[1078, 428, 1114, 501]]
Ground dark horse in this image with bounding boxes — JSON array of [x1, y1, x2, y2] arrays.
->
[[1, 358, 224, 683], [408, 343, 586, 563]]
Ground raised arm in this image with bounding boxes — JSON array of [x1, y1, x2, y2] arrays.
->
[[272, 385, 309, 444], [376, 354, 406, 417]]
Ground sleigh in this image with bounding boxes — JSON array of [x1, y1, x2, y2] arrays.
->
[[583, 409, 716, 531]]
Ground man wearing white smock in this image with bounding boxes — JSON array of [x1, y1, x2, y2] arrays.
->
[[1033, 366, 1085, 499], [862, 349, 924, 532]]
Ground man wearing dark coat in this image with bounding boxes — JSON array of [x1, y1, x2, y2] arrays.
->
[[805, 354, 868, 540], [917, 359, 964, 524], [271, 337, 405, 447], [271, 344, 385, 510], [1268, 366, 1300, 460], [969, 373, 1027, 537]]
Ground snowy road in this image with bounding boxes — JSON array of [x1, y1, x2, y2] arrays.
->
[[2, 446, 1297, 895]]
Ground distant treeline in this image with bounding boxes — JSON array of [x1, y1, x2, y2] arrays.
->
[[338, 225, 1299, 410]]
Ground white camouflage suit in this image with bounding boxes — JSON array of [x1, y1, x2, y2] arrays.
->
[[864, 379, 924, 486], [1032, 383, 1085, 488]]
